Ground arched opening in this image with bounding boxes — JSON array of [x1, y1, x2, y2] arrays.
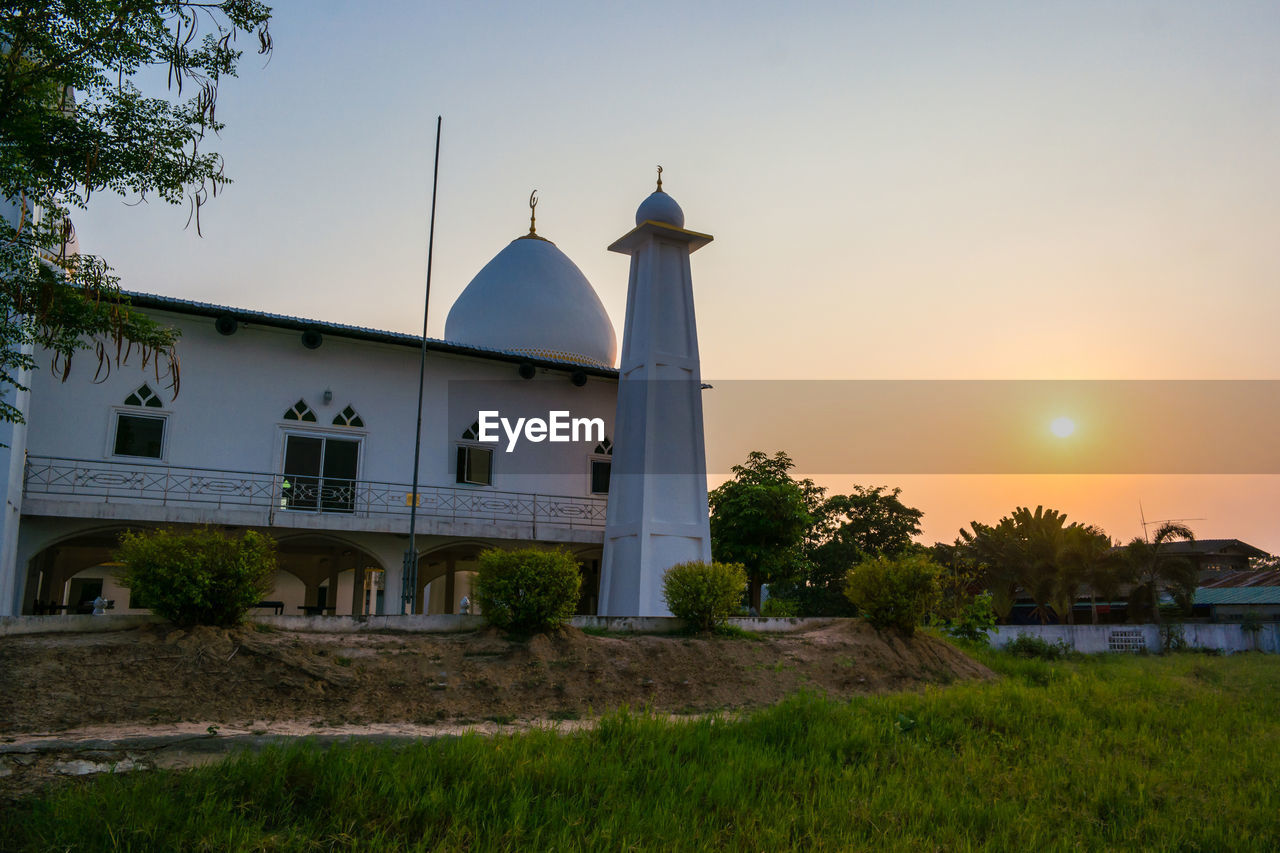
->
[[270, 569, 308, 614], [23, 527, 131, 615], [58, 565, 128, 614], [275, 535, 386, 616], [410, 543, 605, 617], [415, 544, 485, 615], [23, 529, 387, 617]]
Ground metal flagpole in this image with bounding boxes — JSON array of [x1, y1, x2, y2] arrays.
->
[[403, 115, 442, 615]]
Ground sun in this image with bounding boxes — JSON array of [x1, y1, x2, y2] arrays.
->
[[1050, 416, 1076, 438]]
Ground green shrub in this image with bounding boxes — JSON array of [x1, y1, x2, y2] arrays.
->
[[115, 528, 277, 628], [473, 548, 582, 633], [1003, 633, 1074, 660], [946, 593, 997, 644], [662, 561, 748, 632], [843, 554, 940, 636], [760, 595, 799, 618]]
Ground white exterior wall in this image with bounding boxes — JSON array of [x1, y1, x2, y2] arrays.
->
[[7, 306, 617, 615], [24, 308, 616, 494]]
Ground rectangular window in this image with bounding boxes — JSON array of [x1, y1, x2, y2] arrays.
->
[[283, 434, 359, 512], [114, 414, 165, 458], [456, 445, 493, 485], [590, 459, 611, 494]]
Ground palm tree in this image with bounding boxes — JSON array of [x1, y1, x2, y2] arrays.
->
[[1056, 525, 1121, 624], [960, 506, 1071, 624], [1011, 506, 1069, 624], [1121, 523, 1196, 625], [959, 519, 1020, 621], [1089, 547, 1132, 625]]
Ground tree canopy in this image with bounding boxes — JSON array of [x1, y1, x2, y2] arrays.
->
[[1055, 524, 1121, 625], [709, 451, 929, 617], [709, 451, 1206, 627], [958, 506, 1119, 624], [0, 1, 272, 423], [955, 506, 1197, 625], [798, 485, 925, 616], [708, 450, 813, 612]]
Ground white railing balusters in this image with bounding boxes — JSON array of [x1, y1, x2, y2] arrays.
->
[[21, 455, 607, 530]]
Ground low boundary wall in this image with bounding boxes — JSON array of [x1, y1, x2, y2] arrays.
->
[[250, 614, 833, 635], [988, 623, 1279, 654], [0, 614, 163, 636], [1, 613, 834, 637], [6, 614, 1273, 653]]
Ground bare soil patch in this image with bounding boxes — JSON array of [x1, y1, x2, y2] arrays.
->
[[1, 621, 990, 734], [0, 621, 990, 798]]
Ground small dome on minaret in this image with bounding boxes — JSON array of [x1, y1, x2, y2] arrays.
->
[[634, 166, 684, 228]]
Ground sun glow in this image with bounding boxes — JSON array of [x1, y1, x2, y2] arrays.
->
[[1050, 417, 1076, 438]]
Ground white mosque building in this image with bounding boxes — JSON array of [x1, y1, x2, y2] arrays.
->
[[0, 179, 713, 620]]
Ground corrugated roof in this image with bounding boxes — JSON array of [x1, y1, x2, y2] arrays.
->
[[1194, 587, 1280, 606], [1198, 570, 1280, 589], [123, 290, 620, 378]]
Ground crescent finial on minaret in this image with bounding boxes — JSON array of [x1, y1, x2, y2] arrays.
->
[[528, 190, 538, 235], [656, 165, 663, 192]]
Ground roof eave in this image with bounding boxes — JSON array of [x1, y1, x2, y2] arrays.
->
[[124, 291, 620, 379]]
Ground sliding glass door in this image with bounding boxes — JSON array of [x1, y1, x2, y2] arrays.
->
[[282, 434, 360, 512]]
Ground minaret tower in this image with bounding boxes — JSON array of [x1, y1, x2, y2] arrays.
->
[[598, 169, 714, 617]]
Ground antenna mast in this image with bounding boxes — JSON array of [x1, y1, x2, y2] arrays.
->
[[1139, 500, 1205, 541]]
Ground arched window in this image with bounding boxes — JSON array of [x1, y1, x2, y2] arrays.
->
[[332, 405, 364, 428], [590, 436, 612, 494], [455, 421, 492, 486], [115, 386, 166, 458], [283, 400, 317, 422], [124, 384, 163, 408]]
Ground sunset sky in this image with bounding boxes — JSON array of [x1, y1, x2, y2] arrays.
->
[[74, 1, 1280, 552]]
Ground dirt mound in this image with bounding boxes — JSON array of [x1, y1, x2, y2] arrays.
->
[[0, 621, 992, 736]]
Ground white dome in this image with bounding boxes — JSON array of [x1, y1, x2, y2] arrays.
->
[[445, 235, 617, 367], [635, 190, 684, 228]]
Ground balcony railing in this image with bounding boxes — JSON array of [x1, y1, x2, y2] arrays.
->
[[22, 455, 607, 530]]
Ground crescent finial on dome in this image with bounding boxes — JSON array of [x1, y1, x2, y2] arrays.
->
[[635, 169, 685, 228], [528, 190, 538, 236]]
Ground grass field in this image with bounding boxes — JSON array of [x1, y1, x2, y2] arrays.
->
[[6, 646, 1279, 851]]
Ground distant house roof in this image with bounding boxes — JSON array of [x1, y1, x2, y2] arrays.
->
[[124, 291, 620, 379], [1158, 539, 1270, 559], [1198, 570, 1280, 589], [1194, 587, 1280, 606]]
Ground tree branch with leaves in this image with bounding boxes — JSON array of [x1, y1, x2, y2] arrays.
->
[[0, 1, 272, 423]]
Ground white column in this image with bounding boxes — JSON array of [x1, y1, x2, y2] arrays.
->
[[0, 197, 34, 615], [598, 208, 713, 617], [0, 346, 31, 615]]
